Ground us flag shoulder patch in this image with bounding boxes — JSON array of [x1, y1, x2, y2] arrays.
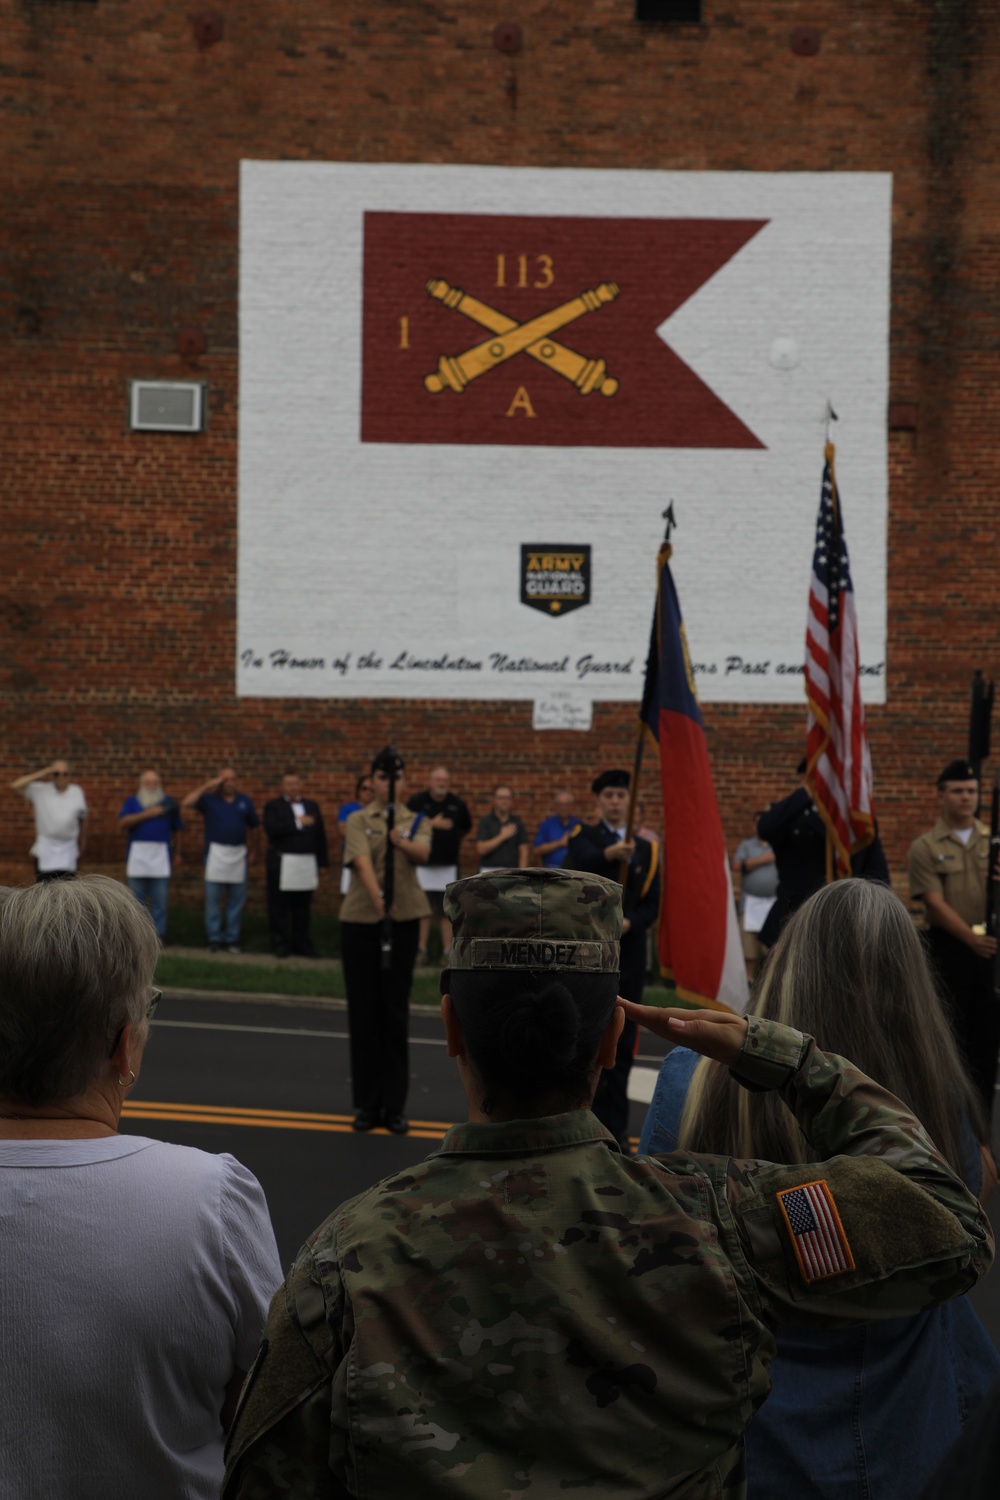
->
[[775, 1179, 856, 1284]]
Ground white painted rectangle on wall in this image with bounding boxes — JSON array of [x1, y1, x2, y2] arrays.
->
[[238, 163, 890, 704]]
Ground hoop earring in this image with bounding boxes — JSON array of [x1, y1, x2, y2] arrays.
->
[[118, 1070, 136, 1089]]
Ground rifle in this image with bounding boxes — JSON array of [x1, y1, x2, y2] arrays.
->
[[380, 748, 399, 972], [968, 669, 994, 817], [987, 781, 1000, 1000]]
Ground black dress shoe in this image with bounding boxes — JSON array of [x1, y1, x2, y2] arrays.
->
[[384, 1113, 409, 1135], [352, 1109, 381, 1132]]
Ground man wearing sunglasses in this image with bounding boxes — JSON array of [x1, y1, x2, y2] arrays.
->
[[9, 759, 88, 882]]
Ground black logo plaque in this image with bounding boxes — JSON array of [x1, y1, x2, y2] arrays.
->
[[520, 544, 592, 617]]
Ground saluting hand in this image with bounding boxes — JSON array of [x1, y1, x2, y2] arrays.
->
[[605, 839, 634, 863], [618, 999, 749, 1067]]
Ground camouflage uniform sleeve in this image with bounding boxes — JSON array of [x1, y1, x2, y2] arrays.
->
[[721, 1016, 994, 1326], [222, 1240, 350, 1500]]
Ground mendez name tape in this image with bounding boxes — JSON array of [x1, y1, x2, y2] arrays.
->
[[467, 938, 611, 970]]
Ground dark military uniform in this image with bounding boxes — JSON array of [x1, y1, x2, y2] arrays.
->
[[757, 788, 889, 947], [223, 1015, 992, 1500], [564, 818, 659, 1142]]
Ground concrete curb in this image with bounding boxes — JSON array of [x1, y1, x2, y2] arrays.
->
[[159, 987, 349, 1010]]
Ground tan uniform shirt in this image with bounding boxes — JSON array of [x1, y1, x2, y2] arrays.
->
[[340, 803, 431, 923], [908, 817, 990, 927]]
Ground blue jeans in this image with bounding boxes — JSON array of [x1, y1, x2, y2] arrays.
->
[[205, 879, 248, 946], [127, 876, 170, 940]]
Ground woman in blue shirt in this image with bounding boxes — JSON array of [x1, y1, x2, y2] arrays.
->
[[639, 877, 1000, 1500]]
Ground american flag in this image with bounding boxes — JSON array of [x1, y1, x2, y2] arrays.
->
[[776, 1180, 855, 1283], [804, 443, 875, 875]]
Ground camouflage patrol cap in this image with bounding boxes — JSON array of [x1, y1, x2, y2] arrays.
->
[[444, 867, 622, 974]]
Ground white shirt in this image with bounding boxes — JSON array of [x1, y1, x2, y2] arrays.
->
[[0, 1134, 282, 1500], [24, 781, 87, 870]]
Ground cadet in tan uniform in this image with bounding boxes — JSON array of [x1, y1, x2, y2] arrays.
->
[[223, 869, 992, 1500], [340, 747, 431, 1135], [908, 758, 1000, 1115]]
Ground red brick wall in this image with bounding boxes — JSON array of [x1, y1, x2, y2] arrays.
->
[[2, 0, 997, 900]]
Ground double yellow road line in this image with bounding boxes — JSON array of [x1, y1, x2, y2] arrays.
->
[[121, 1099, 452, 1142]]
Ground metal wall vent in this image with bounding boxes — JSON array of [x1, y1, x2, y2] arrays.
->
[[129, 381, 206, 433]]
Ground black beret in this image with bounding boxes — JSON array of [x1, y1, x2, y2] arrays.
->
[[591, 768, 630, 795], [937, 759, 977, 787], [371, 745, 405, 777]]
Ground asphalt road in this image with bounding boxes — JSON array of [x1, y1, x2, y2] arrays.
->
[[120, 993, 669, 1267], [120, 992, 1000, 1354]]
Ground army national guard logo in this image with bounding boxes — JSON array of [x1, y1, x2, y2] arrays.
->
[[521, 545, 591, 617]]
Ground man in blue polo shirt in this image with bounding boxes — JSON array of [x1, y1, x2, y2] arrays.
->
[[118, 768, 183, 941], [182, 767, 260, 952], [532, 789, 580, 869]]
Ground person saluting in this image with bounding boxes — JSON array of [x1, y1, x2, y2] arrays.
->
[[223, 868, 991, 1500]]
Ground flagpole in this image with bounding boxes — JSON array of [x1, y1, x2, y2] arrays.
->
[[620, 503, 677, 887], [618, 737, 644, 888]]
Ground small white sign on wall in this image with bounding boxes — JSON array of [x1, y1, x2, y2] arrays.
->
[[532, 692, 594, 732]]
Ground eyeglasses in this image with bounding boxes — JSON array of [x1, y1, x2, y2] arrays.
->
[[109, 988, 161, 1056]]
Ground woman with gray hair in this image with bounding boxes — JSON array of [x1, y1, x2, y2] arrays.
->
[[0, 875, 282, 1500]]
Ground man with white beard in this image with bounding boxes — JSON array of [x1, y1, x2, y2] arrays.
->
[[118, 768, 183, 939]]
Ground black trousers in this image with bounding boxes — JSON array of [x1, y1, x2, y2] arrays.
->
[[926, 927, 1000, 1120], [592, 925, 647, 1145], [34, 866, 75, 884], [340, 918, 420, 1115], [266, 853, 314, 954], [929, 930, 995, 1122]]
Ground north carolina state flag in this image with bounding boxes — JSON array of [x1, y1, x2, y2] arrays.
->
[[639, 540, 748, 1013], [361, 212, 766, 448]]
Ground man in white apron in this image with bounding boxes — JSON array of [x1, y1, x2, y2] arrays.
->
[[182, 768, 260, 953], [118, 769, 183, 940], [10, 760, 87, 882], [262, 772, 329, 958]]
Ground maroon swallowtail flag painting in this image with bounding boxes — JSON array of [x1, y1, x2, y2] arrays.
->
[[361, 211, 767, 448]]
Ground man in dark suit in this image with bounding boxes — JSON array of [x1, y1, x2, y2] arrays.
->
[[564, 767, 659, 1149], [263, 770, 329, 958]]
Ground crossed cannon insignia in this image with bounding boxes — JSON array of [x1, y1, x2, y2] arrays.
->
[[423, 279, 621, 397]]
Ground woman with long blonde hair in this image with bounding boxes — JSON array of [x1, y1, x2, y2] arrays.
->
[[638, 877, 999, 1500]]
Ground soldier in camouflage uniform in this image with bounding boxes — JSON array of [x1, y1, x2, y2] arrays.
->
[[223, 868, 993, 1500]]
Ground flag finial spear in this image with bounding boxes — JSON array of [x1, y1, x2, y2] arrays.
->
[[662, 502, 677, 543], [825, 401, 838, 445]]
